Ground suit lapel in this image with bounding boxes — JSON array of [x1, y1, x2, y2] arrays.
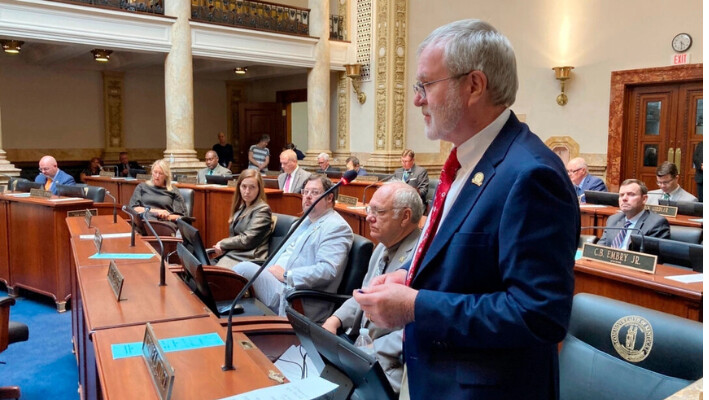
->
[[412, 113, 522, 285]]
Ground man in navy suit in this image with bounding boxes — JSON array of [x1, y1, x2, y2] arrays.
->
[[354, 20, 579, 400], [566, 157, 607, 202], [35, 155, 76, 195]]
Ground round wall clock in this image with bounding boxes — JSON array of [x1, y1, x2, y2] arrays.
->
[[672, 33, 692, 53]]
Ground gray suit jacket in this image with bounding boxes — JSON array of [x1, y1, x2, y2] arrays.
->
[[197, 164, 232, 184], [278, 167, 312, 194], [217, 201, 272, 263], [597, 210, 671, 247], [332, 228, 420, 393], [646, 187, 698, 205], [394, 164, 429, 199]]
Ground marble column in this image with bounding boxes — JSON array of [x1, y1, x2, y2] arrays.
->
[[0, 107, 20, 183], [102, 72, 125, 163], [163, 0, 202, 174], [304, 0, 331, 169]]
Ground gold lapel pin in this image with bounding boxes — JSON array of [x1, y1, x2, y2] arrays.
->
[[399, 255, 406, 263], [471, 172, 484, 186]]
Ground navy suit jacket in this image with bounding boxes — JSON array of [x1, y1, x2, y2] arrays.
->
[[577, 174, 607, 201], [34, 169, 76, 195], [404, 113, 579, 399], [597, 210, 670, 247]]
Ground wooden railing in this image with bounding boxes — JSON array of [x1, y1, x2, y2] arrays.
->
[[191, 0, 309, 36]]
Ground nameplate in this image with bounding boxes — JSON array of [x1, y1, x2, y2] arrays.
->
[[68, 208, 97, 218], [581, 243, 657, 274], [142, 323, 175, 400], [94, 228, 103, 254], [107, 260, 125, 301], [99, 171, 115, 177], [0, 185, 6, 193], [227, 179, 238, 188], [354, 175, 378, 182], [85, 209, 93, 228], [645, 204, 678, 218], [29, 188, 52, 198], [176, 175, 198, 184], [337, 194, 358, 206]]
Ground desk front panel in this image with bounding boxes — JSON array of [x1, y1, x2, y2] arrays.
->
[[92, 317, 280, 400]]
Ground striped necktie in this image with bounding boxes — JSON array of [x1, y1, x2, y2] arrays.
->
[[611, 219, 633, 249]]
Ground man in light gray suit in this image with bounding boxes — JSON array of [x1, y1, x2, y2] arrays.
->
[[233, 175, 353, 323], [322, 182, 422, 393], [646, 161, 698, 205], [598, 179, 670, 249], [197, 150, 232, 184], [394, 149, 429, 202], [277, 149, 312, 194]]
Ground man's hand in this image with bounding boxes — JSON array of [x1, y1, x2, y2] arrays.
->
[[268, 264, 286, 283], [353, 283, 417, 329], [321, 316, 342, 334], [212, 243, 224, 257], [368, 268, 407, 287]]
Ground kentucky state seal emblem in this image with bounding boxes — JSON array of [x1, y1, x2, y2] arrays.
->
[[610, 315, 654, 363]]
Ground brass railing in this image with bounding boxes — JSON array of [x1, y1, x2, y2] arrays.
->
[[191, 0, 309, 36], [62, 0, 165, 15]]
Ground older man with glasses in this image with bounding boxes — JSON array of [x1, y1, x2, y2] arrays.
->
[[565, 157, 607, 202], [35, 155, 76, 194], [231, 174, 353, 323], [646, 161, 698, 205]]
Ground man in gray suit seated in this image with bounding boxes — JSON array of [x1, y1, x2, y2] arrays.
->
[[646, 161, 698, 205], [322, 182, 422, 393], [394, 149, 429, 202], [233, 175, 353, 323], [197, 150, 231, 184], [277, 149, 312, 193], [597, 179, 670, 249]]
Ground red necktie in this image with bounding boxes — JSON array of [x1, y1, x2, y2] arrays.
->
[[406, 149, 461, 286]]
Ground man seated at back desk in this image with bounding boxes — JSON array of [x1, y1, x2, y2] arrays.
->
[[35, 155, 75, 194], [278, 149, 312, 194], [394, 149, 429, 203], [566, 157, 607, 202], [197, 150, 231, 184], [322, 182, 422, 393], [232, 175, 353, 323], [646, 161, 698, 205], [597, 178, 670, 249]]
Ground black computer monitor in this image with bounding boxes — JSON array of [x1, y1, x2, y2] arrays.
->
[[584, 190, 619, 206], [263, 178, 280, 189], [16, 180, 42, 192], [325, 170, 343, 180], [285, 306, 396, 400], [176, 218, 211, 266], [176, 242, 272, 317], [129, 168, 147, 178], [630, 234, 703, 272], [658, 199, 703, 217], [56, 184, 88, 198], [205, 174, 235, 185]]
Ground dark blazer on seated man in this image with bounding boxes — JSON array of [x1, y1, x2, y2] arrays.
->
[[35, 155, 76, 195], [394, 164, 429, 200], [597, 210, 670, 248]]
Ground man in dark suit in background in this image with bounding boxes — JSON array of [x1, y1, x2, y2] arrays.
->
[[354, 19, 579, 400], [316, 153, 341, 173], [35, 155, 75, 194], [115, 152, 141, 177], [693, 142, 702, 201], [597, 178, 670, 249], [394, 149, 429, 202], [566, 156, 607, 202]]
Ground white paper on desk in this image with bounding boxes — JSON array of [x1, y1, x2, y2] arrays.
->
[[688, 218, 703, 223], [49, 197, 83, 202], [274, 345, 318, 382], [79, 233, 132, 240], [666, 274, 703, 284], [220, 376, 337, 400]]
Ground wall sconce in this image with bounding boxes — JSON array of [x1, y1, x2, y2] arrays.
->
[[234, 67, 248, 75], [552, 66, 574, 106], [91, 49, 113, 63], [343, 63, 366, 104], [1, 40, 24, 54]]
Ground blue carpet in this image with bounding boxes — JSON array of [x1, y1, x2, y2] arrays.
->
[[0, 288, 79, 400]]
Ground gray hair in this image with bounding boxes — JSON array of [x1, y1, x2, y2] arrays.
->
[[388, 183, 424, 222], [317, 153, 330, 161], [418, 19, 518, 107]]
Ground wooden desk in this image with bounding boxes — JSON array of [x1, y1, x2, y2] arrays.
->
[[580, 204, 703, 238], [0, 192, 93, 310], [91, 317, 281, 400], [337, 180, 382, 202], [574, 258, 702, 321], [66, 214, 133, 237]]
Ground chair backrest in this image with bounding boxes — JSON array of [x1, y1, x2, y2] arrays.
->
[[630, 234, 703, 272], [337, 234, 374, 294], [669, 225, 702, 244], [560, 293, 702, 400], [56, 183, 88, 198], [425, 178, 439, 214], [85, 186, 106, 202], [15, 179, 42, 192], [659, 199, 703, 217], [584, 190, 619, 206], [7, 177, 24, 191], [263, 178, 280, 189], [205, 174, 235, 186], [268, 213, 298, 256], [178, 188, 194, 217]]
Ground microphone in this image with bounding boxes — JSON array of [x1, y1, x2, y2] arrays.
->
[[105, 190, 118, 224], [121, 205, 139, 247], [141, 207, 166, 287], [362, 173, 395, 204], [581, 225, 645, 253], [222, 169, 358, 371]]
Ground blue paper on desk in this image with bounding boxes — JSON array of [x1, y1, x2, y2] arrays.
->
[[575, 249, 582, 260], [89, 253, 155, 259], [111, 332, 225, 359]]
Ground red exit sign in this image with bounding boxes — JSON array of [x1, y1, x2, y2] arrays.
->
[[672, 53, 691, 65]]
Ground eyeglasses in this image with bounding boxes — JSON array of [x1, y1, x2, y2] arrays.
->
[[365, 206, 402, 217], [38, 167, 53, 172], [412, 71, 471, 100], [656, 177, 677, 186], [566, 168, 583, 175], [301, 189, 323, 197]]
